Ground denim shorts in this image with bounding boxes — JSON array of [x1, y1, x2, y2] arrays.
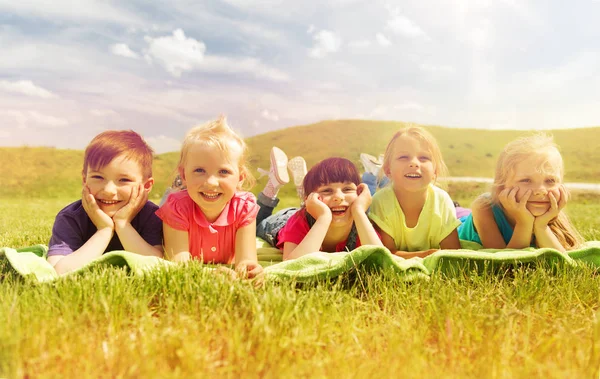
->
[[256, 207, 299, 247]]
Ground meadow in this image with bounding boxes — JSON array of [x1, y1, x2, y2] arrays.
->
[[2, 121, 600, 377]]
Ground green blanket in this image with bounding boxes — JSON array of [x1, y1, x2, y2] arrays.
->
[[3, 241, 600, 283]]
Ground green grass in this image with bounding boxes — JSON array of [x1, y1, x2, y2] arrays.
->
[[2, 122, 600, 377], [2, 183, 600, 377]]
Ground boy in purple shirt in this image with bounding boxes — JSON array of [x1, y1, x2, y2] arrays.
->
[[47, 130, 164, 274]]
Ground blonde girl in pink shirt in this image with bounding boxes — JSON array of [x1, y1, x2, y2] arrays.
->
[[157, 116, 262, 278]]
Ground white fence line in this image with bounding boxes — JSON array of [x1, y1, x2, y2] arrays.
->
[[447, 177, 600, 192]]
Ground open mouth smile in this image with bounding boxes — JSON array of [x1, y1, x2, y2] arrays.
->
[[200, 192, 222, 202], [404, 173, 422, 179], [330, 206, 348, 217], [97, 199, 122, 205]]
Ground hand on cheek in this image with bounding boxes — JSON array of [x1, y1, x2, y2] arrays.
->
[[81, 185, 114, 230]]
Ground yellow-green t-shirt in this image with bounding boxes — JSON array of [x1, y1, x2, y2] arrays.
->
[[368, 185, 461, 251]]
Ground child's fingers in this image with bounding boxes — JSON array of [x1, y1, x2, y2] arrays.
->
[[235, 262, 249, 279], [548, 191, 558, 210], [216, 266, 238, 280], [557, 185, 568, 208], [357, 183, 370, 198], [508, 187, 519, 202], [247, 264, 264, 279], [251, 272, 265, 288], [519, 189, 532, 204], [357, 183, 368, 196]]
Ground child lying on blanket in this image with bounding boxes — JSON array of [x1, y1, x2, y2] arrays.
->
[[47, 130, 164, 274], [255, 151, 383, 260], [458, 133, 584, 252], [156, 116, 262, 278], [359, 151, 471, 219], [368, 125, 462, 259]]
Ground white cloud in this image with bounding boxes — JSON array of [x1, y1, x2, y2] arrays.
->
[[387, 12, 428, 39], [469, 19, 493, 49], [419, 63, 455, 74], [348, 39, 372, 49], [376, 33, 392, 47], [201, 56, 289, 82], [145, 135, 182, 154], [143, 29, 288, 81], [0, 110, 69, 129], [395, 102, 425, 112], [309, 29, 342, 58], [0, 80, 56, 99], [110, 43, 139, 59], [90, 109, 118, 117], [261, 109, 279, 121], [0, 1, 142, 25], [144, 29, 206, 77], [28, 111, 69, 128]]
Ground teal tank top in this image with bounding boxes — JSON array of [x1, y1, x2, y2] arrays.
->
[[458, 205, 514, 245]]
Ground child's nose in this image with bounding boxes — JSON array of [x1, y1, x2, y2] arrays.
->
[[206, 175, 219, 187], [533, 186, 548, 196], [332, 189, 344, 201], [409, 157, 420, 167], [103, 181, 117, 194]]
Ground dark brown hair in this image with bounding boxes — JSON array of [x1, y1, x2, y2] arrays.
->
[[302, 157, 361, 197]]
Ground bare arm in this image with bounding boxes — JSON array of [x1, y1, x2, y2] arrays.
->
[[379, 229, 437, 259], [112, 184, 163, 257], [351, 183, 383, 247], [234, 220, 263, 278], [114, 222, 164, 257], [471, 199, 509, 249], [48, 227, 113, 275], [533, 186, 567, 252], [282, 193, 333, 260], [49, 186, 115, 274], [282, 215, 331, 260], [440, 229, 461, 249], [163, 223, 191, 262]]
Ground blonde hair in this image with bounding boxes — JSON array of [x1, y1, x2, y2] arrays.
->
[[489, 133, 583, 250], [177, 116, 255, 190], [381, 125, 449, 188]]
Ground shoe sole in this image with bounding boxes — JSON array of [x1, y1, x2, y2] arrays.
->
[[288, 157, 307, 186], [271, 147, 289, 183]]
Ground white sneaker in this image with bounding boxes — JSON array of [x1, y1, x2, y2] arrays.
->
[[258, 147, 289, 199], [360, 153, 381, 175], [288, 156, 307, 200]]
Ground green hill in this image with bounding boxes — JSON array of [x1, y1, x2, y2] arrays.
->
[[1, 120, 599, 199], [245, 119, 600, 183]]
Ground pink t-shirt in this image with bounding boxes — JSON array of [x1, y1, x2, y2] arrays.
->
[[276, 209, 367, 252], [156, 190, 258, 263]]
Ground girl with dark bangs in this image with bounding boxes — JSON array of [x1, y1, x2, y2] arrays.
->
[[257, 156, 383, 260]]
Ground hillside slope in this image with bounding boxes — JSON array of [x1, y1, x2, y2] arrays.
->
[[1, 120, 599, 199]]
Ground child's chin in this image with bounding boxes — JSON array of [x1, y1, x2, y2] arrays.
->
[[528, 207, 549, 217], [99, 207, 121, 218]]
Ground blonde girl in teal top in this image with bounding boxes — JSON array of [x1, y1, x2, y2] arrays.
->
[[368, 125, 461, 259], [458, 134, 583, 252]]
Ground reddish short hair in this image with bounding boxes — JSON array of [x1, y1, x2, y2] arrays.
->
[[83, 130, 154, 178], [302, 157, 361, 196]]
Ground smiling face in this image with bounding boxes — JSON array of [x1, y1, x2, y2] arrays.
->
[[314, 181, 358, 227], [504, 155, 562, 216], [180, 142, 243, 222], [385, 135, 436, 194], [83, 154, 152, 217]]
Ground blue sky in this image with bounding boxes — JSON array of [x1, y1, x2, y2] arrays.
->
[[1, 0, 599, 153]]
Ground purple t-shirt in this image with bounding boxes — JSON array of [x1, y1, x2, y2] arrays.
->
[[47, 200, 163, 256]]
